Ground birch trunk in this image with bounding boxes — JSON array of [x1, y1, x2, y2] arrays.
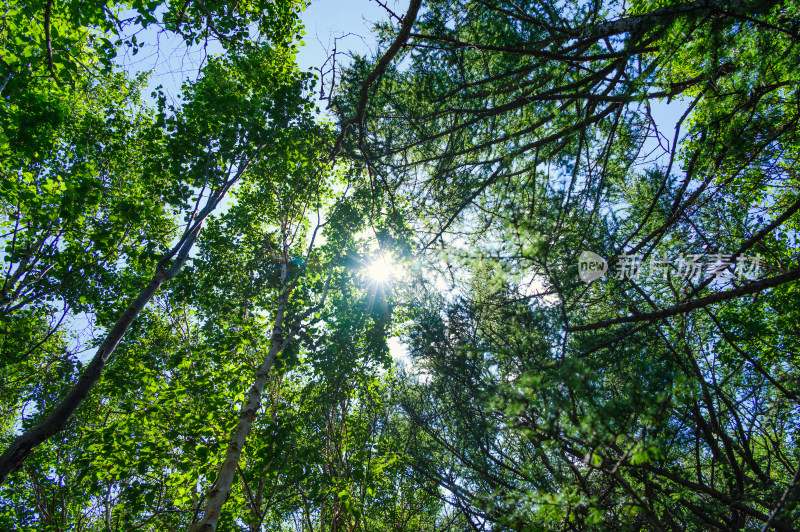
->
[[188, 262, 334, 531], [0, 148, 259, 484], [1, 265, 168, 483], [188, 291, 289, 532], [0, 228, 200, 485]]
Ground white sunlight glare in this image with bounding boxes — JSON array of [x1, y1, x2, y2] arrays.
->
[[366, 255, 396, 284]]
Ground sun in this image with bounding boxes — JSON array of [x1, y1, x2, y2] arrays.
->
[[366, 255, 396, 284]]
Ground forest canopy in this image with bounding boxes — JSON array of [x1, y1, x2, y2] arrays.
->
[[1, 0, 799, 530]]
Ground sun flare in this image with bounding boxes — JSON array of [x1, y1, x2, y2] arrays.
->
[[366, 255, 396, 284]]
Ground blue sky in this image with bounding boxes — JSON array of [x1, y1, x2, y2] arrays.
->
[[297, 0, 394, 74]]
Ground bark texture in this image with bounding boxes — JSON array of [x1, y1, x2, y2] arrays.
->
[[188, 292, 289, 532], [0, 229, 199, 485]]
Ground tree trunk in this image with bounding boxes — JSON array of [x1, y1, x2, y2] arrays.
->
[[188, 289, 290, 532], [0, 229, 199, 485], [0, 148, 259, 484]]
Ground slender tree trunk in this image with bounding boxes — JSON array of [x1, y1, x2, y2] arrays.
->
[[0, 146, 259, 484], [189, 290, 290, 532], [0, 70, 12, 96], [189, 263, 333, 531], [0, 229, 199, 485]]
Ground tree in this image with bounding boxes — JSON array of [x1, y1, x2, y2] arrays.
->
[[337, 0, 800, 529], [3, 0, 800, 529], [0, 2, 310, 480]]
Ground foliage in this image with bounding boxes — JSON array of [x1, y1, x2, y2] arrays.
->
[[2, 0, 799, 530]]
